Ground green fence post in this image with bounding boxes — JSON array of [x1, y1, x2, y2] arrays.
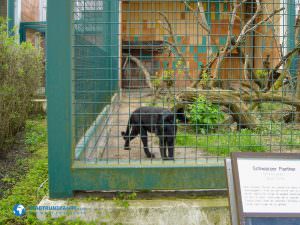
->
[[7, 0, 14, 35], [287, 0, 296, 51], [47, 0, 73, 198], [287, 0, 297, 77], [19, 22, 26, 42]]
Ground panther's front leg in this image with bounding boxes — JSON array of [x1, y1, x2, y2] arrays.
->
[[166, 137, 174, 160], [122, 126, 139, 150], [159, 137, 167, 159], [140, 128, 155, 158]]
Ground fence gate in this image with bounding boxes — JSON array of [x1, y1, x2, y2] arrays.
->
[[48, 0, 299, 198]]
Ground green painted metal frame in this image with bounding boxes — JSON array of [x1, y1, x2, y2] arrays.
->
[[47, 0, 229, 199], [7, 0, 14, 34], [287, 0, 297, 77], [287, 0, 296, 52], [72, 162, 226, 191], [19, 21, 47, 42], [47, 0, 73, 198]]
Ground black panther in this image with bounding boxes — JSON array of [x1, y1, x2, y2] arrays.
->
[[121, 106, 178, 160]]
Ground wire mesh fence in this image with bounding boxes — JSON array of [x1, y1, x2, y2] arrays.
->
[[72, 0, 300, 164]]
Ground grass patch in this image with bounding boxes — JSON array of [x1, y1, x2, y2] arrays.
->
[[0, 118, 48, 225], [259, 102, 289, 112], [280, 130, 300, 149], [0, 118, 103, 225], [176, 129, 267, 156], [24, 117, 47, 153]]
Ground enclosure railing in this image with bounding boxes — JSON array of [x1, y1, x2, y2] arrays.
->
[[48, 0, 300, 198]]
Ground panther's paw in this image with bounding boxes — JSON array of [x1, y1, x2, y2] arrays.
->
[[162, 157, 174, 161], [147, 153, 155, 159]]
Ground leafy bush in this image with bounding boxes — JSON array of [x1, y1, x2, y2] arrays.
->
[[0, 19, 44, 151], [255, 69, 268, 87], [187, 96, 224, 133]]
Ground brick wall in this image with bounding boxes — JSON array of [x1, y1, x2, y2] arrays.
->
[[22, 0, 39, 22], [122, 1, 244, 87], [0, 0, 7, 17]]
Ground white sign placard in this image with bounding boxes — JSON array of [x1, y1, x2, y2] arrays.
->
[[237, 158, 300, 214]]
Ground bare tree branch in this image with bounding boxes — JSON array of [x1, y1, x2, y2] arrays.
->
[[243, 7, 284, 37], [259, 5, 283, 58], [183, 0, 214, 55], [234, 0, 262, 45], [175, 87, 300, 129], [158, 12, 176, 44], [212, 0, 247, 83], [123, 54, 153, 90], [158, 12, 192, 81], [263, 43, 300, 92], [191, 1, 283, 90], [243, 54, 249, 80], [183, 0, 210, 33], [210, 0, 285, 89]]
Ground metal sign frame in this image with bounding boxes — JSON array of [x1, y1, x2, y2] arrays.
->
[[229, 152, 300, 224]]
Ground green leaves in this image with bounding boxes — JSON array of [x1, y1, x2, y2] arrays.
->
[[0, 19, 44, 151], [25, 120, 47, 152], [187, 96, 224, 133]]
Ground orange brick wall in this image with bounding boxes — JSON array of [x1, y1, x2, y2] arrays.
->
[[121, 1, 244, 87], [22, 0, 39, 22], [121, 1, 282, 88], [254, 0, 281, 70], [0, 0, 7, 17]]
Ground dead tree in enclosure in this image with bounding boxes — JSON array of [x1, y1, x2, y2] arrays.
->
[[175, 0, 300, 129], [124, 0, 300, 129]]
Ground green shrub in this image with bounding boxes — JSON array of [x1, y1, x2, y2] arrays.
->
[[0, 19, 44, 151], [255, 69, 268, 87], [187, 96, 224, 133]]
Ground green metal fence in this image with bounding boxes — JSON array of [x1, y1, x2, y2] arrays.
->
[[48, 0, 300, 198]]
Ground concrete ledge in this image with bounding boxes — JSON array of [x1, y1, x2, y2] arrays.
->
[[36, 196, 230, 225], [75, 93, 120, 161]]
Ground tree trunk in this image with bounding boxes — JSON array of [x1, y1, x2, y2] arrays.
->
[[123, 54, 153, 90], [175, 88, 300, 129], [176, 88, 259, 129]]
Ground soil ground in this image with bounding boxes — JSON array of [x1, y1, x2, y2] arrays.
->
[[0, 131, 31, 199]]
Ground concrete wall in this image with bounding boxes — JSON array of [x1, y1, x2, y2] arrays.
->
[[37, 196, 230, 225]]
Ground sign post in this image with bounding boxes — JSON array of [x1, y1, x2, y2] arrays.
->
[[225, 153, 300, 225]]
